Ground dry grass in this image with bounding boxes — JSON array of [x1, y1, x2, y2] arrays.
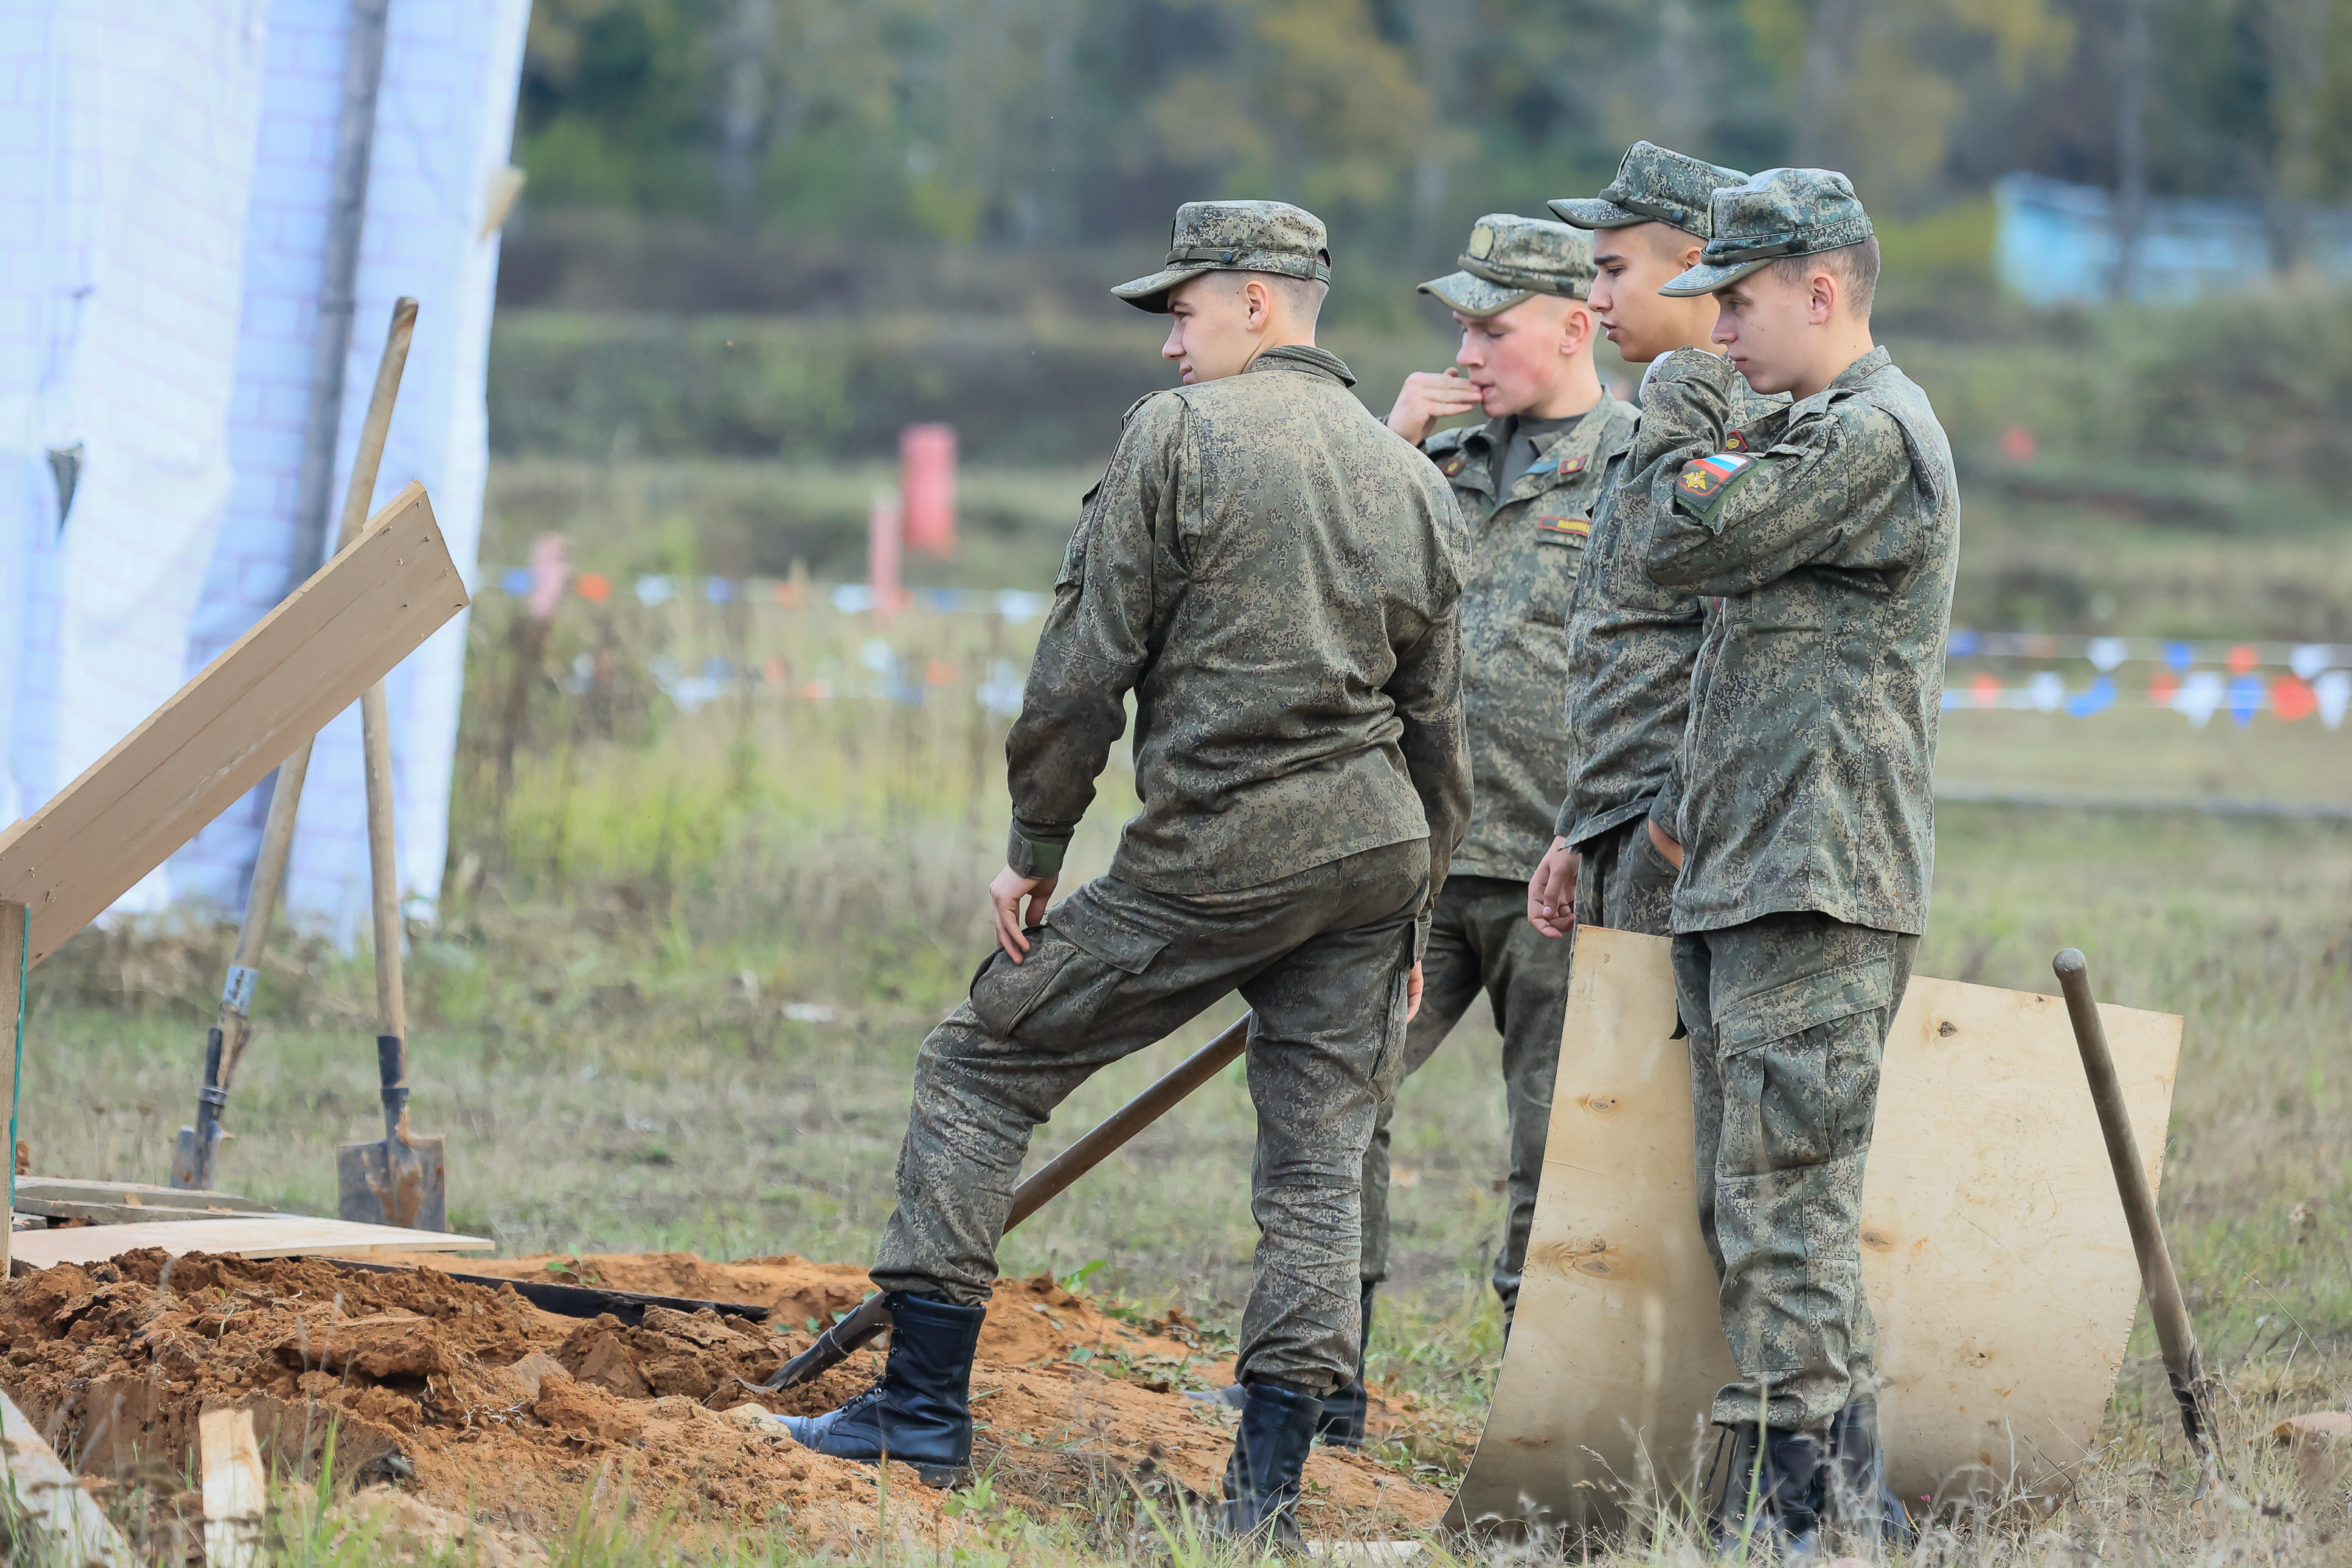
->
[[14, 537, 2351, 1561]]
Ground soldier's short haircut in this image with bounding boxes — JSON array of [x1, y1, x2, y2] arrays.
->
[[1224, 268, 1328, 322], [1765, 237, 1879, 318]]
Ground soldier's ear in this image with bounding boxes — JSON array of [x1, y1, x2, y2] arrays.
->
[[1809, 267, 1838, 325]]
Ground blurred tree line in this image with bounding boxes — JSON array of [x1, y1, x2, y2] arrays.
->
[[515, 0, 2352, 275]]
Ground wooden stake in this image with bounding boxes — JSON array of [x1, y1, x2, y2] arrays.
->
[[2053, 948, 2214, 1454], [1, 901, 22, 1280], [199, 1406, 266, 1568]]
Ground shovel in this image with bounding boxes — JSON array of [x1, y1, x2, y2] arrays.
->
[[331, 301, 445, 1232], [335, 669, 445, 1230]]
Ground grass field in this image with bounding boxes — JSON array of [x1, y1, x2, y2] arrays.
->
[[15, 473, 2352, 1563]]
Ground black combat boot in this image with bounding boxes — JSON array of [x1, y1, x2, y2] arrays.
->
[[1704, 1421, 1828, 1560], [1825, 1398, 1914, 1549], [1315, 1280, 1376, 1446], [783, 1293, 986, 1487], [1218, 1377, 1324, 1547]]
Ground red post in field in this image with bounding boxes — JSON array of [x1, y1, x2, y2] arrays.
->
[[900, 423, 957, 557], [868, 490, 904, 620]]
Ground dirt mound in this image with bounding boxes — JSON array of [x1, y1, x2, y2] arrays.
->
[[1, 1250, 1443, 1549]]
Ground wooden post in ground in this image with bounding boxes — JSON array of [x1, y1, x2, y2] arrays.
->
[[0, 901, 22, 1280]]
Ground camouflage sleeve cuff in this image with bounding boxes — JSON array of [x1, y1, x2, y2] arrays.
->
[[1006, 829, 1069, 879], [1412, 911, 1433, 965], [1553, 796, 1577, 840]]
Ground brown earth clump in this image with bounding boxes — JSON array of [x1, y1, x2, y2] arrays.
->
[[0, 1249, 1444, 1551]]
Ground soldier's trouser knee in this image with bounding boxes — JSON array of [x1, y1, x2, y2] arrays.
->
[[1359, 875, 1567, 1314], [1572, 813, 1679, 937], [870, 840, 1429, 1397], [1671, 912, 1916, 1432]]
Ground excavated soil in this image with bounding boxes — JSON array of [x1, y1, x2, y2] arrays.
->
[[0, 1249, 1446, 1552]]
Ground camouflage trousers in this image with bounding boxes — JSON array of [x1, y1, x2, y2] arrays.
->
[[1573, 812, 1678, 936], [1670, 912, 1917, 1432], [1360, 875, 1567, 1317], [870, 841, 1428, 1395]]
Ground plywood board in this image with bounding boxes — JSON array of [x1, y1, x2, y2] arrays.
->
[[0, 482, 466, 964], [1447, 926, 2182, 1530], [11, 1215, 491, 1270]]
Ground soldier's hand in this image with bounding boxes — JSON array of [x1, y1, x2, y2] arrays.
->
[[990, 865, 1059, 962], [1405, 960, 1425, 1022], [1647, 819, 1685, 869], [1527, 838, 1580, 939], [1386, 368, 1484, 445]]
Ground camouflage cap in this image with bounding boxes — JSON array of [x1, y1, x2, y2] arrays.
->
[[1417, 214, 1597, 317], [1111, 200, 1332, 313], [1549, 141, 1749, 237], [1659, 167, 1876, 296]]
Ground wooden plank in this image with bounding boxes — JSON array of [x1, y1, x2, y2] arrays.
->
[[1447, 926, 2183, 1530], [13, 1178, 272, 1226], [199, 1406, 266, 1568], [0, 1389, 134, 1564], [18, 1198, 277, 1226], [0, 483, 467, 965], [15, 1177, 265, 1209], [10, 1215, 492, 1271]]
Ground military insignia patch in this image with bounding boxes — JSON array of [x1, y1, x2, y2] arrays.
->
[[1677, 451, 1752, 501], [1527, 454, 1586, 477], [1534, 515, 1591, 544], [1440, 454, 1468, 477], [1468, 223, 1496, 258], [1723, 430, 1749, 452]]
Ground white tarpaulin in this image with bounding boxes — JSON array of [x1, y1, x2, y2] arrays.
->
[[173, 0, 529, 938], [0, 0, 527, 939], [0, 1, 271, 912]]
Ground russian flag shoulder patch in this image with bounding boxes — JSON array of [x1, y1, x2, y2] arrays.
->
[[1676, 451, 1755, 503]]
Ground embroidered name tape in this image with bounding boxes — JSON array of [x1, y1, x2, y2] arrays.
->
[[1676, 451, 1754, 502]]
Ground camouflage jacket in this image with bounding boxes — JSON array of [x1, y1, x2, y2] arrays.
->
[[1553, 354, 1780, 850], [1006, 344, 1471, 906], [1642, 345, 1960, 936], [1423, 395, 1637, 881]]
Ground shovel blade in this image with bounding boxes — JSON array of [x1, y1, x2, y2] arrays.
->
[[336, 1135, 447, 1232]]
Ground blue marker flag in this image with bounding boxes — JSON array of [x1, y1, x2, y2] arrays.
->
[[2227, 673, 2263, 726], [2064, 675, 2116, 717]]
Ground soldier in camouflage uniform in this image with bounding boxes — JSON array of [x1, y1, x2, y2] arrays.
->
[[1524, 142, 1764, 946], [785, 201, 1471, 1547], [1642, 168, 1960, 1553], [1358, 215, 1634, 1360]]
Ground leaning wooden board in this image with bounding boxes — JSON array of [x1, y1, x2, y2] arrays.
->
[[1446, 925, 2182, 1530], [11, 1215, 491, 1270], [0, 482, 466, 964]]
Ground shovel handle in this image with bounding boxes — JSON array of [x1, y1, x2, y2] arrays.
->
[[759, 1013, 1254, 1391], [2053, 948, 2210, 1453]]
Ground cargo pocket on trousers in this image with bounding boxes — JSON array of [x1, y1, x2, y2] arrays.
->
[[969, 930, 1089, 1039], [968, 897, 1170, 1044], [1717, 958, 1892, 1058]]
